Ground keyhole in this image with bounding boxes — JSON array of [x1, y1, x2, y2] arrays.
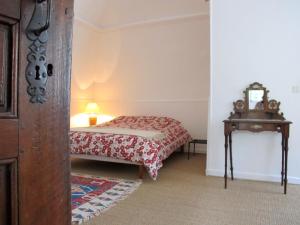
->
[[35, 66, 41, 80], [47, 64, 53, 76]]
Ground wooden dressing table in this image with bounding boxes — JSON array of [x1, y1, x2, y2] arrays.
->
[[223, 83, 292, 194]]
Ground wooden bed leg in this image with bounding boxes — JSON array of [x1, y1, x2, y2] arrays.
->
[[138, 165, 145, 179]]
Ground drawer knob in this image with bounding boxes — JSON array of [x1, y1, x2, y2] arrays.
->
[[251, 124, 263, 130]]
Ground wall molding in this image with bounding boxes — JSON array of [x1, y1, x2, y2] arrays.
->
[[71, 98, 94, 103], [92, 98, 209, 103], [135, 98, 208, 103], [74, 16, 103, 31], [75, 12, 209, 33], [206, 169, 300, 185]]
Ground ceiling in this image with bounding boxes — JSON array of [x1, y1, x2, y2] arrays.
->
[[74, 0, 209, 29]]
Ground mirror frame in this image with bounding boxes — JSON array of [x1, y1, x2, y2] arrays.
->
[[245, 82, 268, 112], [229, 82, 285, 120]]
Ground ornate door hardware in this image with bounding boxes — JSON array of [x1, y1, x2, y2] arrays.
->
[[26, 0, 52, 103]]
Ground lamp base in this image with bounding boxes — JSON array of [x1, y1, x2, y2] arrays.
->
[[89, 117, 97, 126]]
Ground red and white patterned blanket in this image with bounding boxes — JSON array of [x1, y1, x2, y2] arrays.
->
[[70, 116, 191, 179]]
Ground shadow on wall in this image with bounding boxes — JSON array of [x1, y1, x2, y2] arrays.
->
[[72, 19, 122, 89]]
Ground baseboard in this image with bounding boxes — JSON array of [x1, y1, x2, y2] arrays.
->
[[206, 169, 300, 185]]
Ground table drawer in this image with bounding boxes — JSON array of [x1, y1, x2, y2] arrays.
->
[[0, 120, 18, 158], [230, 122, 281, 132]]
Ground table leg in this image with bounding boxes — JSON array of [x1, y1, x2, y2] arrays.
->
[[193, 143, 196, 155], [224, 134, 229, 189], [188, 142, 190, 160], [229, 132, 234, 180], [284, 136, 289, 194], [180, 145, 184, 153], [281, 134, 285, 186]]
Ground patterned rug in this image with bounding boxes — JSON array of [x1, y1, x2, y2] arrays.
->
[[71, 174, 141, 224]]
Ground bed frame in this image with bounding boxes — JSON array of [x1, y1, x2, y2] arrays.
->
[[71, 145, 185, 179]]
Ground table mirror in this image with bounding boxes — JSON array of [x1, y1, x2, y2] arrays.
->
[[248, 90, 264, 110], [229, 82, 285, 120]]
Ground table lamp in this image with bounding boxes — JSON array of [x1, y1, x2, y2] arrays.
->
[[85, 102, 100, 126]]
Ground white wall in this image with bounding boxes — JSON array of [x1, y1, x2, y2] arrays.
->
[[71, 14, 210, 146], [92, 16, 210, 142], [71, 19, 99, 117], [208, 0, 300, 183], [74, 0, 209, 28]]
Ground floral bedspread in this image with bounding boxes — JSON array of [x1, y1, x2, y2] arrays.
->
[[70, 116, 191, 179]]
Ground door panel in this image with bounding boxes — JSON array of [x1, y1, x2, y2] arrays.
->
[[0, 23, 10, 110], [0, 0, 20, 20], [0, 120, 18, 158], [0, 0, 74, 224], [0, 11, 19, 225], [0, 16, 18, 118], [0, 159, 17, 225]]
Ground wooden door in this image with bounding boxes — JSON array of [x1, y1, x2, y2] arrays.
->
[[0, 0, 74, 224]]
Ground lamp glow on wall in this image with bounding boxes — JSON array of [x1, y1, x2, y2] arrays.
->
[[85, 102, 100, 126]]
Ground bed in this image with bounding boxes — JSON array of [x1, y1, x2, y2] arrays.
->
[[70, 116, 191, 180]]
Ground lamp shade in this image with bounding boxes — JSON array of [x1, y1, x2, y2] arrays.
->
[[85, 103, 100, 114]]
